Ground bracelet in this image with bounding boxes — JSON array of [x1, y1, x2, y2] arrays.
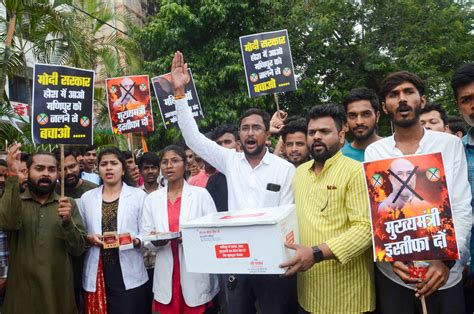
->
[[174, 94, 186, 100]]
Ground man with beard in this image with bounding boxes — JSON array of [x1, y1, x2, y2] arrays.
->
[[281, 104, 374, 313], [81, 145, 100, 184], [279, 117, 310, 167], [451, 63, 474, 313], [56, 148, 98, 199], [365, 71, 471, 314], [0, 144, 86, 313], [342, 87, 382, 162], [172, 51, 296, 314]]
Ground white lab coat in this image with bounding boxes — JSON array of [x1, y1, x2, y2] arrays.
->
[[79, 183, 148, 292], [142, 181, 219, 306]]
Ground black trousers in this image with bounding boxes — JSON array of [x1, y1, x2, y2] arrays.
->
[[224, 274, 297, 314], [375, 266, 465, 314]]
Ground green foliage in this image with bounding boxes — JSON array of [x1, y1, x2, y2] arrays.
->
[[136, 0, 473, 149]]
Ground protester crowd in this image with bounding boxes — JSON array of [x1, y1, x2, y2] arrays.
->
[[0, 53, 472, 314]]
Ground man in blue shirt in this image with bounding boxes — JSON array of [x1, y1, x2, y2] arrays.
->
[[451, 63, 474, 313], [342, 88, 382, 162]]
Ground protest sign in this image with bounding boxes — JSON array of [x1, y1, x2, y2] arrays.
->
[[363, 153, 459, 262], [240, 29, 297, 98], [32, 64, 94, 145], [106, 75, 154, 134], [152, 69, 203, 129]]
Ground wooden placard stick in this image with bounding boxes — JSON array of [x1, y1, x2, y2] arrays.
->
[[130, 134, 136, 164], [60, 144, 65, 197], [273, 93, 280, 113]]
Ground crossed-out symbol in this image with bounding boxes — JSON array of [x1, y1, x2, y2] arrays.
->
[[37, 113, 48, 125], [120, 82, 137, 102], [388, 165, 424, 203], [80, 116, 90, 127], [426, 168, 440, 182], [371, 174, 383, 187]]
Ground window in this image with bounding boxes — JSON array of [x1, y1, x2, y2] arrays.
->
[[8, 75, 32, 104]]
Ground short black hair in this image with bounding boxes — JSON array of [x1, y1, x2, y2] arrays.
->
[[280, 117, 307, 142], [451, 63, 474, 100], [420, 103, 448, 126], [73, 146, 84, 156], [55, 147, 77, 162], [307, 104, 347, 131], [239, 109, 271, 131], [211, 124, 238, 142], [20, 153, 30, 163], [342, 88, 380, 113], [448, 115, 467, 136], [82, 145, 97, 154], [379, 71, 425, 101], [0, 159, 6, 167], [138, 152, 160, 171], [26, 152, 58, 169], [122, 151, 133, 160]]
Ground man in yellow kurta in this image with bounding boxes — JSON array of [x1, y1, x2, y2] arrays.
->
[[0, 144, 86, 314], [282, 104, 374, 313]]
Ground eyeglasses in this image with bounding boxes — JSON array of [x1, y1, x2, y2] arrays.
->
[[160, 158, 184, 167], [240, 125, 265, 134]]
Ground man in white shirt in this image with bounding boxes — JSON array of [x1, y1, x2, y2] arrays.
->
[[171, 51, 297, 314], [365, 71, 472, 314], [80, 145, 100, 185]]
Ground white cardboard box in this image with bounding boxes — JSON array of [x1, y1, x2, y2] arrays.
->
[[181, 204, 299, 274]]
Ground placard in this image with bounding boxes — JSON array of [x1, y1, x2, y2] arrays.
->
[[152, 69, 203, 129], [363, 153, 459, 262], [240, 29, 297, 97], [106, 75, 154, 134], [32, 64, 94, 144]]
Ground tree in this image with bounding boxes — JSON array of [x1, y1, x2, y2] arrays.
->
[[136, 0, 474, 150]]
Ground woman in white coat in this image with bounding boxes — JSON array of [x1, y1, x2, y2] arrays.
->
[[142, 145, 219, 314], [79, 147, 148, 314]]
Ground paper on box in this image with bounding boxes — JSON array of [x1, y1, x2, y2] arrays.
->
[[181, 204, 299, 274], [118, 233, 134, 251], [103, 231, 119, 249]]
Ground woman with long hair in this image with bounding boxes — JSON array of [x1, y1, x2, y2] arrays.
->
[[142, 145, 219, 313], [79, 147, 148, 314]]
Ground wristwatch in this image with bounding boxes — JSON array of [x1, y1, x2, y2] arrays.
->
[[312, 246, 324, 263]]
